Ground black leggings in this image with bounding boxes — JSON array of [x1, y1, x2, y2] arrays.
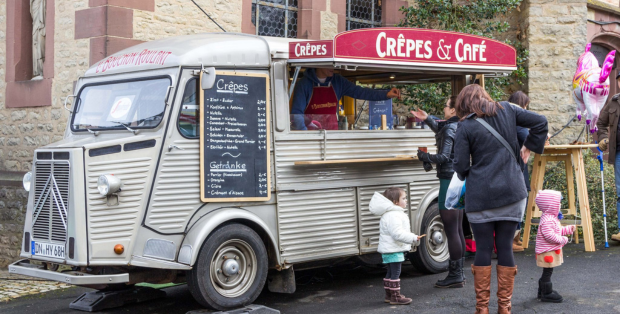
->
[[440, 209, 465, 260], [470, 221, 518, 267], [385, 262, 402, 280]]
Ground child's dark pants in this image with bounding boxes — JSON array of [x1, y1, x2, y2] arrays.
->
[[385, 262, 402, 280]]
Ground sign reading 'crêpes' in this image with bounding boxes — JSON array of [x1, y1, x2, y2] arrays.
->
[[288, 28, 516, 69], [199, 72, 271, 202]]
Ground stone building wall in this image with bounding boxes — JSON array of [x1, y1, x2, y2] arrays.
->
[[134, 0, 242, 41], [527, 0, 588, 144]]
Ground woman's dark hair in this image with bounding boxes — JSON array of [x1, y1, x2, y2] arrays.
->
[[455, 84, 503, 120], [383, 187, 405, 204], [447, 96, 458, 109], [508, 91, 530, 109]]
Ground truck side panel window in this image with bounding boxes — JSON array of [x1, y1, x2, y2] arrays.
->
[[178, 78, 199, 138]]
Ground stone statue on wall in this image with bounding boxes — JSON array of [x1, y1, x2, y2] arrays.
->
[[31, 0, 46, 80]]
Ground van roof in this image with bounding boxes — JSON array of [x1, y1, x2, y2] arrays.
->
[[85, 33, 296, 76]]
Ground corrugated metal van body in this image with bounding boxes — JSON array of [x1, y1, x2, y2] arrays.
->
[[84, 138, 160, 264], [273, 132, 440, 262], [145, 139, 201, 233]]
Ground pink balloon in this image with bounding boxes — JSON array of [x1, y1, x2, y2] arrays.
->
[[572, 44, 615, 133]]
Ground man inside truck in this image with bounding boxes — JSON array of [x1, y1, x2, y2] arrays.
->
[[291, 67, 401, 130]]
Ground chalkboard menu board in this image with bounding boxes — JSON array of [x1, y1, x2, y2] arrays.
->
[[369, 99, 393, 130], [199, 72, 271, 202]]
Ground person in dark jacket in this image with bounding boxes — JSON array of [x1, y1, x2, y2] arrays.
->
[[453, 84, 547, 314], [508, 91, 531, 253], [412, 96, 466, 289], [596, 73, 620, 242], [291, 68, 401, 130]]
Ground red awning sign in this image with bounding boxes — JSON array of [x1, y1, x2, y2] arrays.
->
[[289, 28, 516, 69], [289, 41, 333, 59]]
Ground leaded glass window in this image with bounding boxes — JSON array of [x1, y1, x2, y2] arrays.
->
[[346, 0, 382, 30], [251, 0, 298, 38]]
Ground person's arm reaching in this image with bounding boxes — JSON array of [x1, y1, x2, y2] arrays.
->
[[334, 75, 393, 101], [418, 127, 454, 165]]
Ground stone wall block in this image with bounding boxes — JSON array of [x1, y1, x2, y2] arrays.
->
[[3, 161, 18, 171], [557, 16, 580, 24], [51, 109, 62, 120], [2, 125, 17, 135], [529, 102, 556, 111], [530, 6, 543, 16], [6, 138, 19, 146], [570, 5, 588, 15], [543, 5, 569, 15], [10, 111, 26, 121]]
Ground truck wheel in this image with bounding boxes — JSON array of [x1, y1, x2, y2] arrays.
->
[[188, 223, 268, 310], [409, 203, 449, 274]]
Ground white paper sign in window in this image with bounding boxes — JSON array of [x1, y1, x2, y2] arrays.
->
[[107, 95, 135, 121]]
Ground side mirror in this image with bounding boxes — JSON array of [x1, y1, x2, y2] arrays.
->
[[201, 67, 216, 90]]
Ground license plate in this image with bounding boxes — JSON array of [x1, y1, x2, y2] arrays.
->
[[31, 241, 65, 259]]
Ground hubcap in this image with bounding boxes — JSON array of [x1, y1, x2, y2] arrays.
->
[[425, 215, 449, 263], [222, 259, 239, 276], [210, 240, 257, 298], [431, 230, 444, 245]]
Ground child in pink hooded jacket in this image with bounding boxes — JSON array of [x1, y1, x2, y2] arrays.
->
[[534, 190, 576, 303]]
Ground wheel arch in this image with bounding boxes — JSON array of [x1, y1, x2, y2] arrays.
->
[[182, 208, 279, 268], [411, 186, 439, 235]]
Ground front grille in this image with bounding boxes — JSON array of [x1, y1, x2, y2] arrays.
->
[[32, 160, 70, 243]]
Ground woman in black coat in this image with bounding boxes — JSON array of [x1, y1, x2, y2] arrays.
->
[[412, 96, 466, 288], [453, 85, 547, 314]]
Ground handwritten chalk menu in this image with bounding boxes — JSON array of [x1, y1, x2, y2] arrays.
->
[[199, 72, 271, 202], [369, 99, 393, 130]]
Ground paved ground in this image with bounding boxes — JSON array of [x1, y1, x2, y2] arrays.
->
[[1, 242, 620, 313], [0, 271, 72, 302]]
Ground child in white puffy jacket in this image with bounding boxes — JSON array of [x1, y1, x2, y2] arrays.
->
[[369, 187, 424, 305]]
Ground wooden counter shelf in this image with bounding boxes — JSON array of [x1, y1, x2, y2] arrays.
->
[[294, 155, 418, 165]]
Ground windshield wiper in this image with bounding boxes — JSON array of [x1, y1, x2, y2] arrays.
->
[[110, 121, 139, 135], [86, 128, 99, 136]]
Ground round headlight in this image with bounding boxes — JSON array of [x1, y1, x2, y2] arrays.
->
[[97, 174, 121, 196], [23, 172, 32, 192]]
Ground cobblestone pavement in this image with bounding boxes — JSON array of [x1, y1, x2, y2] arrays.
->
[[0, 271, 71, 303]]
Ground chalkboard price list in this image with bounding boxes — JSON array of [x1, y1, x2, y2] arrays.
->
[[201, 74, 270, 201]]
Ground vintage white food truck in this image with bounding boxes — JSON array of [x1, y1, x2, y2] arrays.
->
[[9, 28, 516, 310]]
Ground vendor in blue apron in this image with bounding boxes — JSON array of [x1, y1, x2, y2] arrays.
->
[[291, 68, 401, 130]]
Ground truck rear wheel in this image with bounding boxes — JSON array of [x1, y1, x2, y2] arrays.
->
[[188, 223, 268, 310], [409, 203, 449, 274]]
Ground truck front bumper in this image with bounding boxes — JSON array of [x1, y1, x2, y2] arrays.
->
[[9, 259, 129, 285]]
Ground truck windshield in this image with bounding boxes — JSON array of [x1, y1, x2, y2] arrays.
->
[[71, 77, 170, 131]]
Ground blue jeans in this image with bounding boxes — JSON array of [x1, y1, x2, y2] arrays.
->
[[614, 152, 620, 232]]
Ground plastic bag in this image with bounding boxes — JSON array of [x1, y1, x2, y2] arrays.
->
[[445, 172, 466, 210]]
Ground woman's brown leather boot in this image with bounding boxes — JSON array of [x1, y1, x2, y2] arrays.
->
[[496, 265, 518, 314], [471, 265, 492, 314]]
